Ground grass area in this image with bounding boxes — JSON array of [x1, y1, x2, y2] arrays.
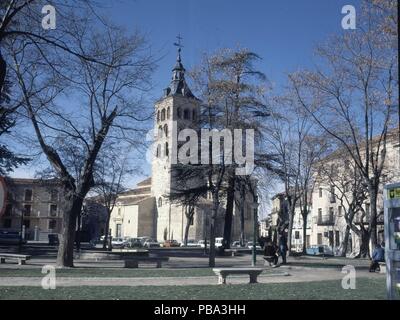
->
[[0, 267, 218, 278], [0, 277, 385, 300]]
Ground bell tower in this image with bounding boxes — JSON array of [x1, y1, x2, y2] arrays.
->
[[151, 38, 200, 242]]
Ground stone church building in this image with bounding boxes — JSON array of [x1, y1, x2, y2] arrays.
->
[[109, 48, 255, 243]]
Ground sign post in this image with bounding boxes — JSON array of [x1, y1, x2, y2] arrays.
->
[[0, 177, 7, 218], [384, 183, 400, 300]]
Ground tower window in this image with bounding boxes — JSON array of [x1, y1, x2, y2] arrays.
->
[[167, 107, 171, 119], [164, 124, 168, 137], [165, 142, 169, 157], [184, 109, 190, 120], [157, 110, 160, 123], [158, 197, 163, 207], [192, 110, 196, 121], [158, 126, 163, 138], [161, 109, 166, 121], [177, 107, 182, 119]]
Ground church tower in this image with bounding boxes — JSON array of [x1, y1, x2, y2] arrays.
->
[[151, 43, 200, 242]]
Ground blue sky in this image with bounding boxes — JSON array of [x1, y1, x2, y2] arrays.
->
[[12, 0, 362, 186]]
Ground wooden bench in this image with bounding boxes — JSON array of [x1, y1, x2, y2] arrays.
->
[[124, 256, 169, 268], [0, 253, 31, 265], [212, 267, 264, 284]]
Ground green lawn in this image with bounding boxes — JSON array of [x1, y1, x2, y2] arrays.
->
[[0, 278, 386, 300]]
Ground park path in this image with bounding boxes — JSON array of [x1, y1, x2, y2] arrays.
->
[[0, 268, 381, 287]]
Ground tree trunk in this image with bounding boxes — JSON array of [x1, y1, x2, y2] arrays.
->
[[301, 211, 308, 254], [368, 185, 378, 252], [209, 196, 219, 268], [223, 177, 235, 249], [184, 218, 191, 247], [357, 230, 370, 258], [340, 225, 351, 257], [287, 204, 295, 256], [56, 195, 83, 267], [103, 209, 111, 250], [236, 185, 245, 247]]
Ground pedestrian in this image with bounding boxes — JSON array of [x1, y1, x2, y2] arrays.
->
[[278, 233, 288, 264], [369, 243, 385, 272], [263, 238, 279, 267]]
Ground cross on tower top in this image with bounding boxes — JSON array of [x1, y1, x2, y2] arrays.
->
[[173, 34, 184, 51]]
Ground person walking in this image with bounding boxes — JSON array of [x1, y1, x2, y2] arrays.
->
[[278, 233, 288, 265], [263, 238, 279, 267]]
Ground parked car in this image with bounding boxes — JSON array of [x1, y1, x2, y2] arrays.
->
[[144, 240, 161, 248], [125, 238, 143, 248], [247, 241, 262, 250], [111, 237, 125, 248], [180, 239, 200, 247], [306, 245, 334, 256], [197, 240, 206, 248], [137, 236, 152, 246], [163, 240, 180, 247], [231, 240, 241, 248]]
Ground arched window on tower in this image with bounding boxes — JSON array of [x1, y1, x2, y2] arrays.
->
[[156, 144, 161, 158], [184, 109, 190, 120], [157, 110, 160, 123], [158, 126, 163, 138], [164, 124, 168, 137], [158, 197, 163, 207], [161, 109, 166, 121], [165, 142, 169, 157], [177, 107, 182, 119], [192, 109, 196, 121], [167, 107, 171, 119]]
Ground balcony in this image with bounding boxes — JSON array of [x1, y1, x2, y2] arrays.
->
[[317, 215, 335, 226]]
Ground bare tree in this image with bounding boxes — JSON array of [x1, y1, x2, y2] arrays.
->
[[0, 1, 117, 97], [318, 157, 370, 257], [92, 148, 133, 250], [8, 21, 155, 267], [263, 94, 328, 254], [289, 0, 398, 251]]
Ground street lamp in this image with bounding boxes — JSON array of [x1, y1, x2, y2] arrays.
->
[[252, 196, 259, 267]]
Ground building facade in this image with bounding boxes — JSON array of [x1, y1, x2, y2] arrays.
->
[[0, 178, 63, 240], [269, 132, 400, 255], [109, 48, 255, 243]]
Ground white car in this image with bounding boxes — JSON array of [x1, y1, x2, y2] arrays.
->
[[231, 241, 241, 248], [247, 241, 262, 250], [180, 239, 200, 247], [111, 237, 125, 248], [144, 240, 161, 248], [197, 240, 206, 248], [215, 237, 224, 248]]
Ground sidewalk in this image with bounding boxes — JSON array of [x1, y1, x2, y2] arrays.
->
[[0, 268, 383, 287]]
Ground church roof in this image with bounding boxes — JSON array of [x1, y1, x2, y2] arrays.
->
[[163, 48, 197, 99]]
